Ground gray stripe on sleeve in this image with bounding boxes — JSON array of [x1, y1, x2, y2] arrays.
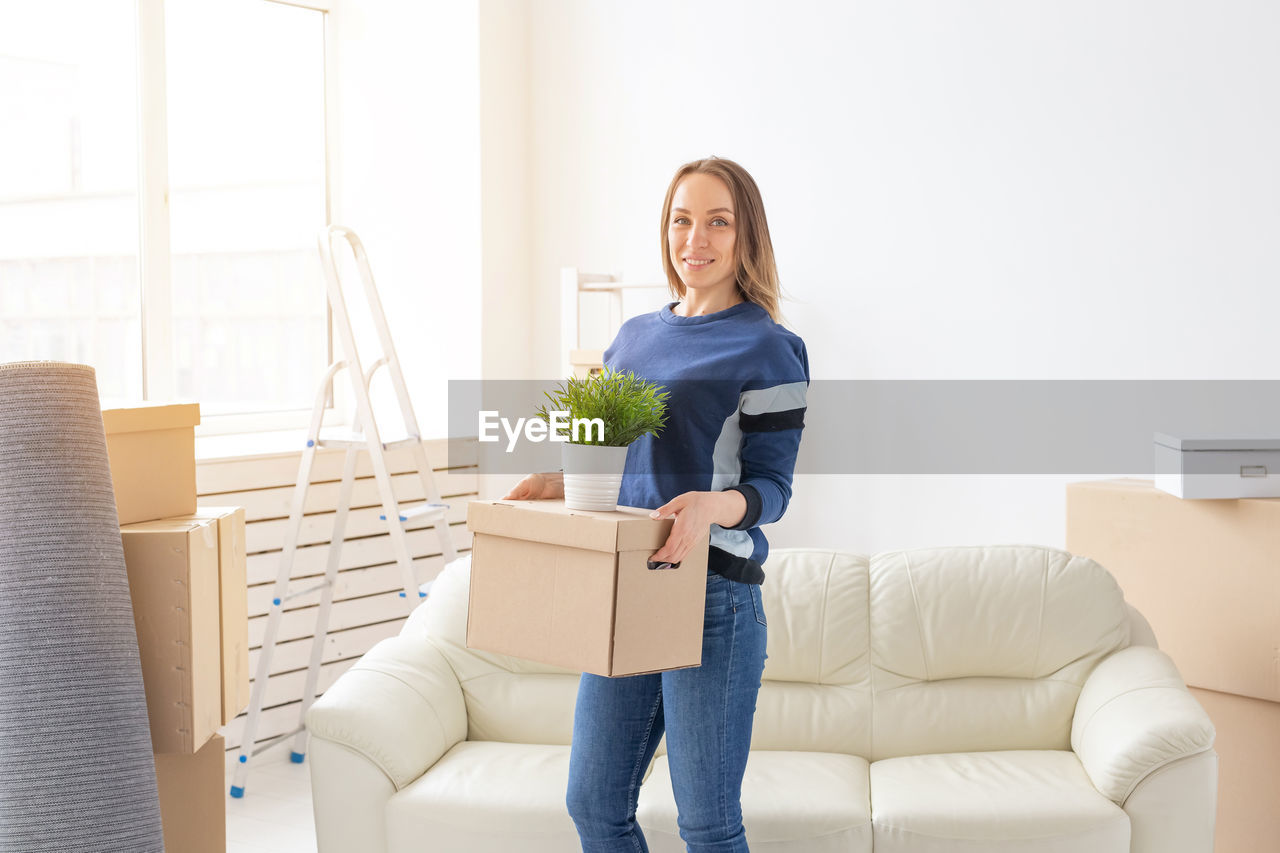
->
[[740, 380, 808, 415], [710, 525, 755, 558], [709, 408, 742, 492]]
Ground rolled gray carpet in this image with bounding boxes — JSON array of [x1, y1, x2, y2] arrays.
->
[[0, 361, 165, 852]]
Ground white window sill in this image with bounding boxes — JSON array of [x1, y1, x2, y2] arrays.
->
[[195, 428, 313, 462]]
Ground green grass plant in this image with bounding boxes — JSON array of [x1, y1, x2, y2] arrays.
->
[[536, 369, 669, 447]]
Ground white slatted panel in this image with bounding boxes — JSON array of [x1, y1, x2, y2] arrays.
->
[[199, 437, 477, 752], [245, 528, 475, 586]]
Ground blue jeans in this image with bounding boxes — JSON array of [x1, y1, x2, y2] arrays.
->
[[566, 569, 768, 852]]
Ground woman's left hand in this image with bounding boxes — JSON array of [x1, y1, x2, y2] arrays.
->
[[648, 490, 746, 567]]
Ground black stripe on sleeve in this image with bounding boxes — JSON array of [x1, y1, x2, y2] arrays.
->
[[739, 407, 805, 433], [725, 483, 763, 530], [708, 546, 766, 585]]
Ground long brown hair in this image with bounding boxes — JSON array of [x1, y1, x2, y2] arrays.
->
[[659, 156, 783, 322]]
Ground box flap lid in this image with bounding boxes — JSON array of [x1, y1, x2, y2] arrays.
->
[[188, 505, 245, 520], [1155, 432, 1280, 451], [467, 499, 670, 553], [103, 402, 201, 434], [121, 515, 217, 534]]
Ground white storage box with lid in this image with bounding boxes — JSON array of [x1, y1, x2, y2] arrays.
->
[[1154, 433, 1280, 498]]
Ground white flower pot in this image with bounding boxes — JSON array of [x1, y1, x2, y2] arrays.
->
[[562, 443, 630, 511]]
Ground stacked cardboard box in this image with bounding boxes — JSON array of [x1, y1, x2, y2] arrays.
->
[[105, 403, 249, 853], [102, 403, 200, 525], [1066, 478, 1280, 853], [154, 733, 228, 853]]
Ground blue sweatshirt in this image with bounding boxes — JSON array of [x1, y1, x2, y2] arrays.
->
[[603, 300, 809, 585]]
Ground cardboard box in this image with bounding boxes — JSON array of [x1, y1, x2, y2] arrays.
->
[[1065, 478, 1280, 702], [1187, 688, 1280, 853], [190, 506, 250, 725], [121, 515, 222, 753], [103, 402, 200, 525], [466, 499, 708, 677], [154, 733, 226, 853]]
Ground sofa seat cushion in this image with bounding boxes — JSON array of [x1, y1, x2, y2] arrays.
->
[[869, 750, 1130, 853], [637, 750, 872, 852], [384, 741, 577, 853]]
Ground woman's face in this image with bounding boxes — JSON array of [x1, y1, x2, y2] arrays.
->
[[667, 173, 738, 297]]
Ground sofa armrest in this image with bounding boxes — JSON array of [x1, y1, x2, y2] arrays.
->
[[1071, 644, 1215, 804], [306, 635, 467, 790], [309, 737, 397, 853]]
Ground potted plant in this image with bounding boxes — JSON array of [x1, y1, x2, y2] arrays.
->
[[536, 369, 669, 511]]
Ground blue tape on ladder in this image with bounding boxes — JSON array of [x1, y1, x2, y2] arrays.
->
[[239, 755, 247, 763], [419, 591, 427, 597], [230, 785, 245, 798], [273, 597, 281, 606], [398, 591, 406, 597], [290, 751, 306, 764]]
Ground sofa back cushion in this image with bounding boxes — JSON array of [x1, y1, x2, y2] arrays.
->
[[401, 544, 1129, 760], [751, 549, 873, 756], [868, 545, 1129, 760]]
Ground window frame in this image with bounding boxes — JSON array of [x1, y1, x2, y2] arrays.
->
[[136, 0, 342, 438]]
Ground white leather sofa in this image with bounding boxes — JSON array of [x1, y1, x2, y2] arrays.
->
[[305, 546, 1218, 852]]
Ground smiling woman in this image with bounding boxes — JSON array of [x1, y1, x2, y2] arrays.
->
[[660, 158, 783, 323], [553, 156, 810, 853], [667, 175, 739, 308], [501, 156, 807, 852]]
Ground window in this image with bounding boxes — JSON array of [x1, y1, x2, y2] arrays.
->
[[0, 0, 334, 429], [0, 1, 143, 403], [166, 0, 329, 419]]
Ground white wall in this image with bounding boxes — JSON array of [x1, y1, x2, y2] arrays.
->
[[478, 0, 533, 382], [475, 0, 537, 500], [332, 0, 482, 440], [512, 0, 1280, 554]]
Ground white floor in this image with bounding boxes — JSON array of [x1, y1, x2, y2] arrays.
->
[[224, 747, 319, 853]]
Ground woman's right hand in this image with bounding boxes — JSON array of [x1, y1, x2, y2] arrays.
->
[[502, 472, 565, 500]]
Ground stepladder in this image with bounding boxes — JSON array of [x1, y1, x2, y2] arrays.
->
[[229, 226, 457, 798]]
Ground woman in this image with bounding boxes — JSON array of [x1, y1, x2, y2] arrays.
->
[[505, 156, 809, 852]]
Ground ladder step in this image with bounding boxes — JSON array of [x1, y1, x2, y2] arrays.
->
[[278, 580, 332, 604], [250, 726, 305, 758], [311, 429, 420, 451], [396, 581, 437, 600], [380, 501, 449, 522]]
